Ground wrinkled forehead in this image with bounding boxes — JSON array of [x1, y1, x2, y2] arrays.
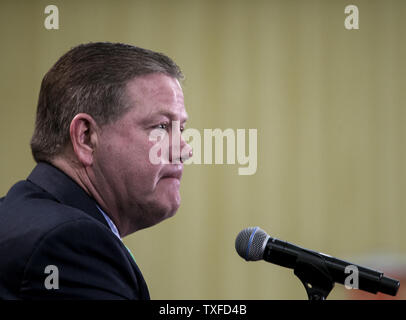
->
[[122, 73, 188, 123], [125, 73, 184, 107]]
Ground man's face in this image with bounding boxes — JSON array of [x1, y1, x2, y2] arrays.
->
[[93, 73, 190, 234]]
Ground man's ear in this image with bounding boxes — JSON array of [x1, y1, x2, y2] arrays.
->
[[69, 113, 99, 167]]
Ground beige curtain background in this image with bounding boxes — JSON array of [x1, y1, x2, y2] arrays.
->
[[0, 0, 405, 299]]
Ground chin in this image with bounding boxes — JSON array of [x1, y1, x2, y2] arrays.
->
[[144, 200, 181, 228], [160, 203, 180, 221], [159, 189, 181, 217]]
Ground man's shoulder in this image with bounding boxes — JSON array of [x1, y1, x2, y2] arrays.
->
[[0, 178, 103, 235], [0, 179, 140, 299], [0, 178, 113, 268], [17, 216, 141, 300]]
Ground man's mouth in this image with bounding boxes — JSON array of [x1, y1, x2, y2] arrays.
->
[[160, 165, 183, 181]]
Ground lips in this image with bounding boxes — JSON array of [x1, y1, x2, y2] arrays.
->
[[160, 165, 183, 180]]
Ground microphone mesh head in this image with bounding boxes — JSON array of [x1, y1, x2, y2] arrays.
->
[[235, 227, 270, 261]]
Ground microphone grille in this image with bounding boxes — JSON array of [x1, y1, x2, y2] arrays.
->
[[235, 227, 270, 261]]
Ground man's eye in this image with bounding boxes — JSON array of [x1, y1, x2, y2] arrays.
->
[[157, 123, 168, 130]]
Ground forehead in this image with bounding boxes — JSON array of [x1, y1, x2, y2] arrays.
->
[[125, 73, 185, 116]]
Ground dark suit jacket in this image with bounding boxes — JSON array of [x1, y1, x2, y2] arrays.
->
[[0, 162, 150, 300]]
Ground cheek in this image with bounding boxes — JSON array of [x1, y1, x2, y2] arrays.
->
[[99, 130, 164, 193], [124, 140, 163, 189]]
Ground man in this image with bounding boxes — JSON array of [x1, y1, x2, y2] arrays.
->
[[0, 42, 192, 299]]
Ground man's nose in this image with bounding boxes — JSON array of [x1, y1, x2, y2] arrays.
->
[[180, 138, 193, 163], [168, 127, 192, 164]]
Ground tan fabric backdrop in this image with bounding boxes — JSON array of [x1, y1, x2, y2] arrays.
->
[[0, 0, 405, 299]]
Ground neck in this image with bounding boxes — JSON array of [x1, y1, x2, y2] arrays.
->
[[50, 155, 126, 237]]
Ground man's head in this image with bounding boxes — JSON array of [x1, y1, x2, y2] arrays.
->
[[31, 42, 183, 161], [31, 42, 191, 235]]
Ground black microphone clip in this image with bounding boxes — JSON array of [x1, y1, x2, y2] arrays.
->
[[293, 251, 335, 300]]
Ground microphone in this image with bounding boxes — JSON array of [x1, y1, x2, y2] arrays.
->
[[235, 227, 400, 298]]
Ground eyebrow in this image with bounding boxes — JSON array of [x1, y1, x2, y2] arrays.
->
[[152, 109, 189, 123]]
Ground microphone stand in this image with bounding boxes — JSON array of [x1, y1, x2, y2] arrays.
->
[[293, 253, 335, 300]]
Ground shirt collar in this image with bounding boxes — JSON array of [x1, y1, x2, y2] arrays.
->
[[96, 205, 121, 240]]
